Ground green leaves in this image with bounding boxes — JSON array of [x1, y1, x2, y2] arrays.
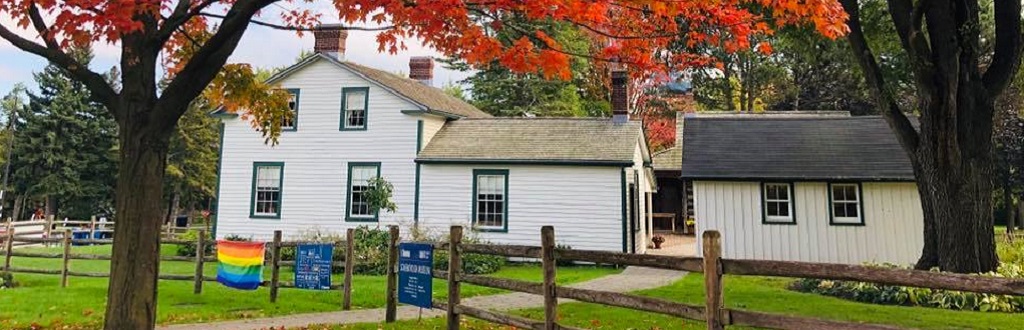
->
[[364, 176, 397, 214]]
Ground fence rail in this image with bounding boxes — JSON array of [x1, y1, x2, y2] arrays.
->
[[2, 228, 357, 310], [383, 226, 1024, 330]]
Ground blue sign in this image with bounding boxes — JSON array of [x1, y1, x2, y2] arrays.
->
[[398, 242, 434, 309], [295, 244, 333, 290]]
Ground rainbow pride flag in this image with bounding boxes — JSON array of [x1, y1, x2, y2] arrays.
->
[[216, 240, 265, 290]]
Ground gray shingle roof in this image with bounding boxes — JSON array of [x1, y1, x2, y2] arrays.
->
[[652, 146, 681, 171], [224, 53, 491, 119], [680, 116, 915, 180], [417, 118, 643, 165], [337, 61, 490, 118]]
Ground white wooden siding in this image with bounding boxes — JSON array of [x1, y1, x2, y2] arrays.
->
[[630, 141, 652, 254], [694, 181, 924, 265], [420, 114, 447, 149], [418, 164, 625, 251], [216, 59, 423, 241]]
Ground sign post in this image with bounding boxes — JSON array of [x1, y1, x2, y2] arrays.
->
[[295, 243, 334, 290], [398, 242, 434, 309]]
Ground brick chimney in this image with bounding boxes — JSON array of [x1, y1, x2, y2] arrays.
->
[[409, 56, 434, 85], [611, 69, 629, 124], [313, 25, 348, 61]]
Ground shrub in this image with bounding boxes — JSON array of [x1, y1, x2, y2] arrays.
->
[[175, 229, 214, 257], [791, 263, 1024, 313], [430, 236, 505, 275], [352, 226, 391, 275], [555, 244, 575, 267], [0, 271, 15, 289]]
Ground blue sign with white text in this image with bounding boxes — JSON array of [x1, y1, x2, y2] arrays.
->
[[398, 242, 434, 309], [295, 244, 333, 290]]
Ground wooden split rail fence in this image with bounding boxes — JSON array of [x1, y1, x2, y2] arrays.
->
[[2, 228, 357, 309], [382, 225, 1024, 330]]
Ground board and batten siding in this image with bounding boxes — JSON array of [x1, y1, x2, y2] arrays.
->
[[418, 164, 624, 251], [693, 181, 924, 265], [216, 59, 424, 241]]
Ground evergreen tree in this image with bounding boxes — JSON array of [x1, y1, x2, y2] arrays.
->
[[446, 18, 609, 117], [12, 48, 118, 219], [164, 97, 220, 221]]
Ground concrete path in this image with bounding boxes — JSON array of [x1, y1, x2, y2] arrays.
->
[[157, 267, 686, 330]]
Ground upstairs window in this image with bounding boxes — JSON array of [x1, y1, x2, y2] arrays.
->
[[251, 162, 284, 219], [341, 87, 369, 130], [346, 163, 380, 221], [282, 89, 299, 131], [762, 183, 794, 224], [830, 183, 863, 225], [473, 170, 508, 232]]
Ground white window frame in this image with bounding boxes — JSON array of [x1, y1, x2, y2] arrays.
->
[[762, 182, 795, 224], [346, 163, 380, 221], [829, 183, 863, 225], [472, 170, 508, 232], [282, 89, 299, 131], [250, 163, 283, 219]]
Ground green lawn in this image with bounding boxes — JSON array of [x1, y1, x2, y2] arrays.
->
[[307, 274, 1024, 330], [0, 244, 619, 329]]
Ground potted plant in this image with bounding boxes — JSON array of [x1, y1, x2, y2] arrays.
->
[[652, 235, 666, 249], [685, 217, 696, 234]]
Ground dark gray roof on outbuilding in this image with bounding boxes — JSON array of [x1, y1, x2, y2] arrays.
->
[[680, 116, 915, 181], [417, 118, 643, 165]]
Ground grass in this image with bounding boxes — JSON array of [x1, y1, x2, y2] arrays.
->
[[0, 244, 619, 329], [307, 274, 1024, 330]]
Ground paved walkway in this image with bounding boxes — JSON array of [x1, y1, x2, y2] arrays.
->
[[157, 267, 687, 330]]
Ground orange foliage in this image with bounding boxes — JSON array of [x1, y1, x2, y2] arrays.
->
[[2, 0, 849, 80]]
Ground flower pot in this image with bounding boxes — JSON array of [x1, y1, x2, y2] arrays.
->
[[653, 241, 662, 249]]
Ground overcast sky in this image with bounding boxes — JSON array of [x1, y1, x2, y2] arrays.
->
[[0, 7, 473, 95]]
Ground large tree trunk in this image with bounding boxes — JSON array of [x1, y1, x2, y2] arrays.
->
[[912, 88, 998, 273], [103, 116, 173, 330]]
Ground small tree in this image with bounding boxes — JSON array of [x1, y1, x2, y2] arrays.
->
[[365, 177, 397, 215]]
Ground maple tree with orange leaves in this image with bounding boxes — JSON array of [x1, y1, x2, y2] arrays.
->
[[0, 1, 848, 328]]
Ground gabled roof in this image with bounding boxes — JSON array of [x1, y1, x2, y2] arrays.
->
[[680, 116, 915, 181], [214, 53, 490, 119], [417, 118, 644, 166], [652, 146, 681, 171]]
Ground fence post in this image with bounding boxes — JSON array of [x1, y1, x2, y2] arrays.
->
[[343, 228, 355, 310], [3, 224, 13, 272], [61, 229, 71, 288], [89, 216, 97, 238], [446, 226, 463, 330], [702, 230, 724, 330], [270, 230, 282, 303], [194, 229, 206, 294], [385, 225, 399, 323], [541, 226, 557, 330]]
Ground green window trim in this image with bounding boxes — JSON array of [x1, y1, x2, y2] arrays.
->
[[472, 169, 509, 233], [827, 182, 866, 226], [346, 162, 382, 222], [340, 87, 370, 131], [282, 88, 300, 132], [760, 182, 797, 225], [414, 120, 423, 223], [249, 162, 284, 220]]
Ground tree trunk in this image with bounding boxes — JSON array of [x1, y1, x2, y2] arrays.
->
[[912, 93, 999, 273], [723, 62, 735, 112], [103, 119, 173, 330], [45, 195, 57, 217], [12, 194, 23, 221]]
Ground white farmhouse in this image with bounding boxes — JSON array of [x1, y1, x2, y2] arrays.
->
[[213, 28, 656, 253], [679, 112, 925, 265]]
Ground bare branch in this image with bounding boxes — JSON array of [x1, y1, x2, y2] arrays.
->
[[156, 0, 219, 45], [840, 0, 919, 152], [199, 12, 396, 32], [155, 0, 279, 129], [983, 0, 1023, 96], [0, 23, 117, 111]]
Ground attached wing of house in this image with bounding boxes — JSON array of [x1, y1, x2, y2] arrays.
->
[[672, 113, 922, 265]]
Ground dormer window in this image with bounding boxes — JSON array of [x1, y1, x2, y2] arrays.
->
[[341, 87, 369, 130]]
